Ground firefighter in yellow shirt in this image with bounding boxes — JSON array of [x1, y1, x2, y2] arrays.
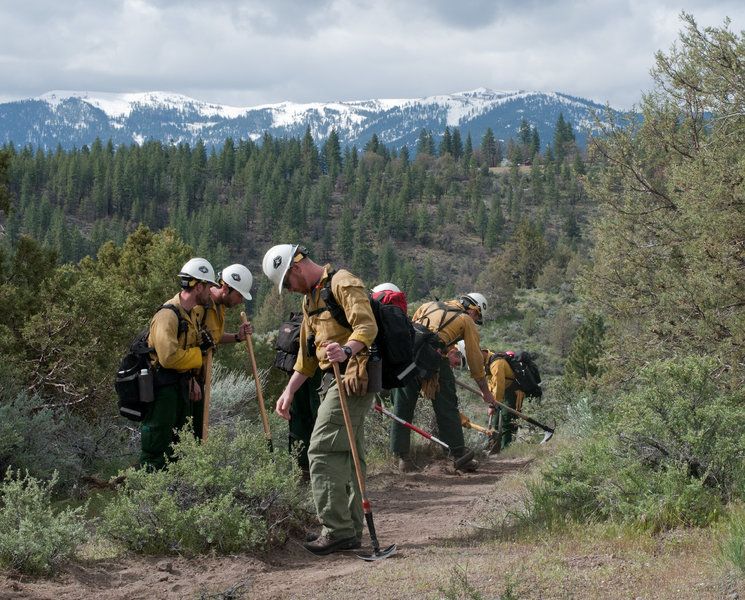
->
[[140, 258, 218, 470], [390, 293, 495, 472], [263, 244, 378, 556], [482, 349, 525, 450]]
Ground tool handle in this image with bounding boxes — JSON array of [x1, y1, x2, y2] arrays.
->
[[373, 404, 449, 449], [241, 311, 273, 451], [455, 378, 554, 433], [202, 350, 213, 440]]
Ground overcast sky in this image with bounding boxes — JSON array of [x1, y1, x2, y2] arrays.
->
[[1, 0, 744, 111]]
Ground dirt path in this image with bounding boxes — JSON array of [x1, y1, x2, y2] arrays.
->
[[0, 455, 531, 600]]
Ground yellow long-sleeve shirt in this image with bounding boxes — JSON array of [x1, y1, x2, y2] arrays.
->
[[203, 298, 227, 342], [294, 266, 377, 377], [484, 350, 517, 401], [148, 293, 205, 372], [413, 300, 486, 379]]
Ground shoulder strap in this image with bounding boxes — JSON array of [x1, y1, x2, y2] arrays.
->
[[419, 301, 466, 338], [156, 304, 190, 350], [304, 270, 353, 330]]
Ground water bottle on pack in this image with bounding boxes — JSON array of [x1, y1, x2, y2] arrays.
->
[[138, 368, 155, 403]]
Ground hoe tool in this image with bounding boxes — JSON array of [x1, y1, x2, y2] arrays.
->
[[459, 411, 494, 437], [455, 379, 555, 444], [374, 403, 475, 469], [333, 362, 396, 561], [459, 411, 500, 454], [241, 312, 273, 452]]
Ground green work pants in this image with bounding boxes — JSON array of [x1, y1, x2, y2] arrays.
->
[[389, 356, 465, 456], [499, 387, 518, 449], [139, 379, 194, 470], [307, 375, 374, 541], [289, 368, 323, 470]]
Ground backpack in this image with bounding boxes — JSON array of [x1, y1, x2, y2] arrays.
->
[[114, 304, 188, 421], [410, 301, 468, 380], [308, 271, 417, 389], [274, 311, 304, 373], [490, 350, 543, 398]]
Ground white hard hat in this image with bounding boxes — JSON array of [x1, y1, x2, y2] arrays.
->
[[179, 257, 218, 286], [457, 340, 466, 356], [263, 244, 305, 293], [372, 282, 401, 294], [220, 264, 253, 300], [460, 292, 488, 323]]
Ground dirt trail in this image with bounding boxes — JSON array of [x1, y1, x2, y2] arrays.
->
[[0, 455, 531, 600]]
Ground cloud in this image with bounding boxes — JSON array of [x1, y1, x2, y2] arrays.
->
[[1, 0, 745, 110]]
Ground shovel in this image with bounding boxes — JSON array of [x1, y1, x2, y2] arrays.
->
[[455, 379, 555, 444], [332, 362, 396, 561], [241, 312, 273, 452], [374, 403, 475, 470]]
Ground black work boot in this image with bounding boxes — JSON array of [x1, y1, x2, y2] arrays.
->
[[303, 535, 361, 555]]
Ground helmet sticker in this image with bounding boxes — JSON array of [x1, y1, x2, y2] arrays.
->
[[273, 256, 282, 269]]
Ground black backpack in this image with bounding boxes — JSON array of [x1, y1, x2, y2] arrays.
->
[[308, 271, 417, 389], [274, 311, 304, 373], [490, 350, 543, 398], [114, 304, 188, 421], [410, 301, 468, 380]]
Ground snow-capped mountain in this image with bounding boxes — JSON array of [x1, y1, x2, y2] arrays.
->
[[0, 88, 618, 152]]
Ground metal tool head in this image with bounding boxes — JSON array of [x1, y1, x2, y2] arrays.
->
[[356, 543, 397, 561], [540, 420, 556, 444], [451, 448, 476, 470]]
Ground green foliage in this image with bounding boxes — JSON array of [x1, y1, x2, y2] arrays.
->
[[0, 393, 81, 491], [583, 14, 745, 384], [100, 422, 311, 555], [0, 148, 11, 215], [720, 506, 745, 576], [564, 314, 605, 386], [0, 469, 88, 574], [523, 357, 743, 531]]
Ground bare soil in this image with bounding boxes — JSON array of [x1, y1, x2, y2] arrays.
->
[[1, 453, 743, 600]]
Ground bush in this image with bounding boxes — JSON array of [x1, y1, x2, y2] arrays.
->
[[0, 393, 81, 492], [100, 421, 312, 555], [521, 356, 743, 531], [0, 469, 88, 574]]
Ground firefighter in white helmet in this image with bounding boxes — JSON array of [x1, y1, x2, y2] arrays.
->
[[140, 257, 218, 470], [204, 264, 254, 347], [389, 292, 494, 472], [262, 243, 378, 556]]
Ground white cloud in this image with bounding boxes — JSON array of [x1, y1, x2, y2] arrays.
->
[[1, 0, 744, 110]]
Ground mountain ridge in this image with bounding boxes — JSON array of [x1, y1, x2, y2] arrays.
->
[[0, 88, 620, 152]]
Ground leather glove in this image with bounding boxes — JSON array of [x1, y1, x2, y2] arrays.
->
[[199, 330, 215, 354], [342, 354, 369, 397]]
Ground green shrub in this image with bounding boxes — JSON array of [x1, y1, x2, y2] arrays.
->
[[100, 421, 312, 555], [0, 469, 88, 574], [521, 356, 742, 531], [720, 506, 745, 575], [0, 393, 81, 492]]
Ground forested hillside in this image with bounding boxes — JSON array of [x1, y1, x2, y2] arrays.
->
[[2, 119, 586, 296]]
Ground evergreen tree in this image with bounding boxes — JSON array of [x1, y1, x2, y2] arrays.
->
[[451, 129, 463, 161], [336, 202, 354, 257], [438, 127, 453, 157], [583, 14, 745, 380], [481, 128, 498, 167]]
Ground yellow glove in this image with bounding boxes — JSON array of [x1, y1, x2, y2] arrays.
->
[[342, 355, 369, 397]]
